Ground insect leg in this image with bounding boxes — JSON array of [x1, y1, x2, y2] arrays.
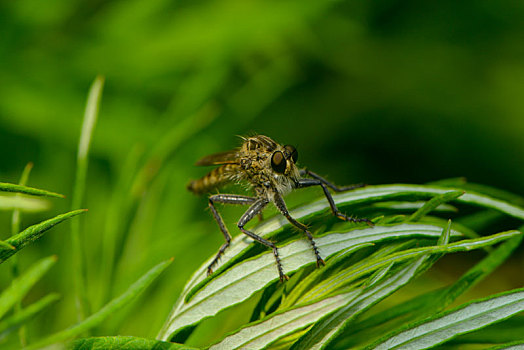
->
[[299, 169, 365, 192], [237, 199, 289, 281], [207, 194, 257, 275], [272, 192, 325, 268], [297, 178, 373, 226]]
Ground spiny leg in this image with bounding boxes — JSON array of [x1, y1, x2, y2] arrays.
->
[[207, 194, 257, 275], [299, 169, 366, 192], [273, 192, 325, 268], [237, 199, 289, 282], [297, 175, 373, 226]]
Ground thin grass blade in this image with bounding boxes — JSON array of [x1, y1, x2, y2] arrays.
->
[[71, 75, 104, 322], [0, 256, 56, 319], [0, 293, 60, 336], [0, 182, 63, 198], [26, 258, 173, 350], [0, 209, 87, 264], [407, 190, 464, 222]]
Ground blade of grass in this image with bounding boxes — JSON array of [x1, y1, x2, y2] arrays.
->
[[0, 293, 60, 337], [369, 287, 524, 350], [0, 256, 56, 319], [26, 258, 173, 350], [407, 190, 464, 222], [0, 182, 63, 198], [71, 75, 104, 322], [11, 161, 33, 347], [0, 209, 87, 263]]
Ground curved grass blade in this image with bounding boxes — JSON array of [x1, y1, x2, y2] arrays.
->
[[0, 209, 87, 264], [369, 287, 524, 350], [329, 184, 524, 220], [26, 258, 173, 350], [71, 75, 104, 322], [0, 182, 64, 198], [71, 336, 197, 350], [0, 256, 56, 319], [11, 161, 34, 347], [406, 190, 464, 222], [0, 293, 60, 337]]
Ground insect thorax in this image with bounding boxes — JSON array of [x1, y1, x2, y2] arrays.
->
[[236, 138, 299, 200]]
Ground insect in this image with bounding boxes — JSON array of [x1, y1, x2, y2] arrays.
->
[[187, 135, 372, 281]]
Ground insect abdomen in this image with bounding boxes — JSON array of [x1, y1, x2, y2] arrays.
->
[[187, 164, 240, 195]]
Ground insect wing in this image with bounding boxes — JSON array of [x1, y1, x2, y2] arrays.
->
[[195, 150, 239, 166]]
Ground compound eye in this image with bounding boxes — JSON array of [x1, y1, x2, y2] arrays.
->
[[271, 151, 287, 174], [284, 144, 298, 163]]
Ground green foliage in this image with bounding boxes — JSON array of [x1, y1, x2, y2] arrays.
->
[[2, 1, 524, 349], [71, 336, 196, 350], [158, 183, 524, 349]]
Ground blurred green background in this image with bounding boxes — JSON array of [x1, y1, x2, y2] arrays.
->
[[1, 0, 524, 347]]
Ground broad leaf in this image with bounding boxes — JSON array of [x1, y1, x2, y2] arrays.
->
[[369, 287, 524, 349], [71, 336, 195, 350]]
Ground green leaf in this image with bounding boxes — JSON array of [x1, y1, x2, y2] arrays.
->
[[158, 224, 455, 341], [0, 182, 64, 198], [0, 255, 57, 319], [369, 287, 524, 349], [71, 74, 104, 322], [290, 258, 429, 350], [0, 293, 60, 336], [210, 290, 362, 350], [0, 209, 87, 264], [347, 231, 523, 340], [330, 184, 524, 220], [159, 225, 519, 342], [449, 315, 524, 345], [70, 336, 197, 350], [26, 258, 173, 350], [407, 190, 464, 222]]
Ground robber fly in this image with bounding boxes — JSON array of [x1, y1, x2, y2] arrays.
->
[[187, 135, 372, 281]]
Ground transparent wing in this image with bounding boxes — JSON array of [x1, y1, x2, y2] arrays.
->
[[195, 150, 239, 166]]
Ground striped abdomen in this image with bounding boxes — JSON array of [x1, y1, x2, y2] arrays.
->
[[187, 164, 241, 195]]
